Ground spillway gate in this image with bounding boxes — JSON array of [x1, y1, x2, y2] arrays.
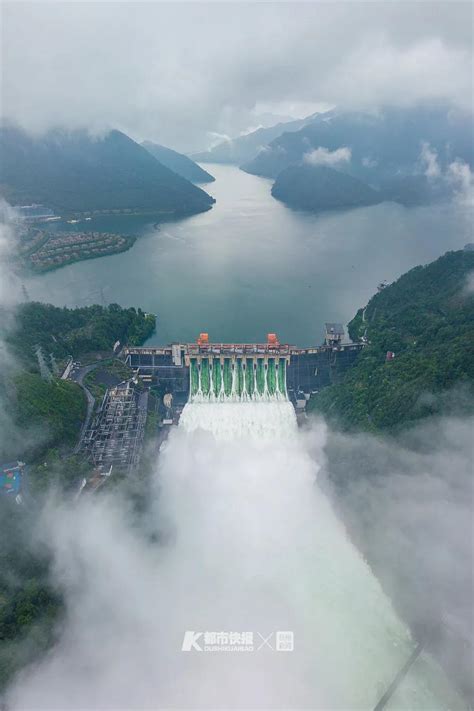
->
[[188, 354, 289, 402]]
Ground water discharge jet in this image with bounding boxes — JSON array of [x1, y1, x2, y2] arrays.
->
[[188, 355, 288, 404]]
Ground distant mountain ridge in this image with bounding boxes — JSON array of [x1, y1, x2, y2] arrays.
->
[[242, 104, 473, 213], [141, 141, 215, 184], [242, 104, 474, 182], [191, 112, 321, 166], [308, 248, 474, 431], [0, 126, 215, 217]]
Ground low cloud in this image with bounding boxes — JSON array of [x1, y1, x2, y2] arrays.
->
[[206, 131, 233, 149], [319, 412, 474, 703], [0, 202, 26, 460], [4, 408, 471, 709], [417, 142, 473, 205], [304, 146, 352, 167], [447, 158, 474, 206], [362, 156, 378, 169], [419, 141, 441, 179], [463, 270, 474, 295], [1, 3, 472, 151], [0, 201, 21, 306]]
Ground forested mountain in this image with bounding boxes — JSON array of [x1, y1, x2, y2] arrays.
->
[[242, 104, 474, 186], [5, 302, 156, 370], [191, 112, 319, 165], [308, 249, 474, 431], [1, 302, 155, 464], [0, 126, 215, 216], [271, 164, 382, 212], [0, 301, 158, 689], [141, 141, 215, 184]]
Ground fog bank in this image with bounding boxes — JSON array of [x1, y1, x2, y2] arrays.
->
[[5, 411, 465, 709]]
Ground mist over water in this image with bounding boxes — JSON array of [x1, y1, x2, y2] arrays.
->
[[6, 401, 464, 710]]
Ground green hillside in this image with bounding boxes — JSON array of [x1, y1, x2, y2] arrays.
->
[[141, 141, 215, 184], [308, 250, 474, 431], [1, 302, 156, 463], [0, 301, 160, 687], [271, 164, 382, 212], [5, 302, 155, 369], [0, 126, 215, 217]]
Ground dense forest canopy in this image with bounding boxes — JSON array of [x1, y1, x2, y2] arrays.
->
[[271, 164, 382, 212], [308, 249, 474, 431], [1, 302, 155, 463], [5, 302, 156, 368], [0, 127, 215, 216]]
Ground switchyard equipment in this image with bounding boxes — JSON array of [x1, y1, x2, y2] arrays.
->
[[82, 380, 148, 475]]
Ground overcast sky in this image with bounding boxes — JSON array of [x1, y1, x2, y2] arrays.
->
[[1, 1, 473, 152]]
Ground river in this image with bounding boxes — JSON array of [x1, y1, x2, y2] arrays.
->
[[23, 164, 472, 346]]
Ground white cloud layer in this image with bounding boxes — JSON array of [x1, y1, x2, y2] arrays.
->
[[463, 270, 474, 294], [0, 202, 21, 306], [419, 141, 441, 179], [1, 2, 472, 151], [447, 158, 474, 206], [418, 141, 474, 205], [304, 146, 352, 167], [4, 415, 469, 709]]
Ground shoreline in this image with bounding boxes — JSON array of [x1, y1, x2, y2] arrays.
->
[[40, 202, 215, 223], [27, 235, 137, 274]]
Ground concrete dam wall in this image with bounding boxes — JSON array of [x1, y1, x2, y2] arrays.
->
[[122, 328, 364, 409]]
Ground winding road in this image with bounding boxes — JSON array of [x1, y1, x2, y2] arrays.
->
[[70, 363, 97, 453]]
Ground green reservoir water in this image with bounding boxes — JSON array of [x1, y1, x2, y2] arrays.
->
[[23, 164, 472, 346]]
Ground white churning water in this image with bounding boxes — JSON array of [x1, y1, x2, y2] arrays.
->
[[6, 399, 464, 709], [174, 398, 464, 709]]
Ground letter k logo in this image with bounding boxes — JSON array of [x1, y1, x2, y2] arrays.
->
[[182, 631, 203, 651]]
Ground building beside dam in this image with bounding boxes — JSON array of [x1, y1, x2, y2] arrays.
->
[[122, 325, 364, 409]]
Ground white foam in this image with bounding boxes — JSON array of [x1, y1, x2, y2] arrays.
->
[[179, 400, 297, 441]]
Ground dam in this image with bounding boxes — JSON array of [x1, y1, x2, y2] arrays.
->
[[122, 325, 364, 410], [11, 333, 466, 710], [188, 334, 289, 402]]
